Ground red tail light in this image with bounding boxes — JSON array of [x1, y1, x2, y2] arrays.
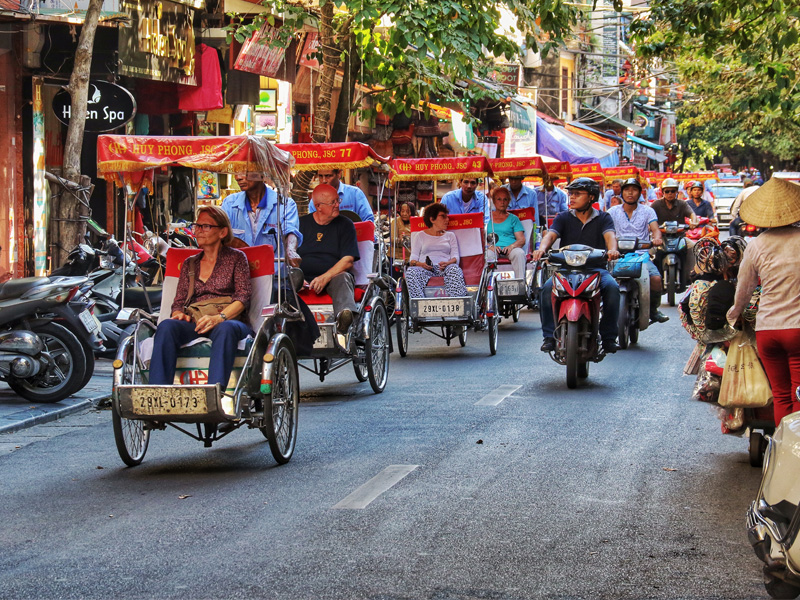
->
[[745, 225, 757, 232]]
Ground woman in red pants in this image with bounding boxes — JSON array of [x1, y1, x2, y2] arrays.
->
[[728, 177, 800, 425]]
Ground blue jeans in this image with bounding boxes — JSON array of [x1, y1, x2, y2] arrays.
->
[[148, 319, 252, 387], [539, 269, 620, 342]]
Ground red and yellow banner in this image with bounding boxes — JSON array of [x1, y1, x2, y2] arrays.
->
[[488, 156, 545, 178], [543, 160, 572, 179], [98, 135, 265, 176], [602, 165, 642, 184], [571, 163, 604, 182], [276, 142, 389, 171], [670, 171, 719, 182], [409, 212, 484, 232], [390, 157, 493, 182]]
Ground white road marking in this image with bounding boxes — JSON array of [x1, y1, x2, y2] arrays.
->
[[475, 384, 521, 406], [332, 465, 419, 510]]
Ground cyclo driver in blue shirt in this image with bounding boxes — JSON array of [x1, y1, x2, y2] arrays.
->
[[532, 177, 621, 355], [222, 173, 303, 267], [307, 168, 375, 224]]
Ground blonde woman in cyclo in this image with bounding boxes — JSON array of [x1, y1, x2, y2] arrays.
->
[[405, 203, 467, 298], [487, 186, 526, 280], [149, 206, 252, 390]]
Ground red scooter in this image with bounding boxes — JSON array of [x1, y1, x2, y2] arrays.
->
[[547, 244, 608, 389]]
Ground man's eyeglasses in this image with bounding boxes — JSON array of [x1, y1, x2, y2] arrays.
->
[[192, 223, 223, 232], [663, 190, 678, 194], [316, 198, 342, 206]]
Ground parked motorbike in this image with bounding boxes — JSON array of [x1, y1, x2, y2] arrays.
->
[[747, 392, 800, 599], [655, 221, 689, 306], [546, 244, 608, 389], [0, 277, 91, 402], [610, 238, 651, 349]]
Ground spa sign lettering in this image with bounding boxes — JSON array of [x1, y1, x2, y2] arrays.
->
[[52, 82, 136, 132]]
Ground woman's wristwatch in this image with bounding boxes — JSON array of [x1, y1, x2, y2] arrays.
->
[[220, 312, 228, 321]]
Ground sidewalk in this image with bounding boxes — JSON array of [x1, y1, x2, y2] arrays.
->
[[0, 359, 114, 434]]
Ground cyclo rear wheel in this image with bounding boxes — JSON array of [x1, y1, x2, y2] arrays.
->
[[366, 302, 390, 393], [260, 337, 299, 464], [396, 279, 409, 357], [112, 335, 150, 467]]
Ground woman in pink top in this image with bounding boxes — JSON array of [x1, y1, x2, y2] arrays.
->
[[405, 203, 467, 298], [727, 178, 800, 425]]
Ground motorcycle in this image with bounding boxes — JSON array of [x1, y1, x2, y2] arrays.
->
[[546, 244, 608, 389], [738, 221, 764, 238], [610, 238, 651, 349], [685, 216, 720, 243], [0, 277, 92, 402], [747, 391, 800, 599], [656, 221, 689, 307]]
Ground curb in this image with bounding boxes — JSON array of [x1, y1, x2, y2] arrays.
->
[[0, 394, 109, 435]]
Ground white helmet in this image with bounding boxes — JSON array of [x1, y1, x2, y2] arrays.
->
[[661, 177, 679, 190]]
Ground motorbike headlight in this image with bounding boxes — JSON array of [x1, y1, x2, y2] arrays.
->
[[553, 274, 568, 295], [563, 250, 590, 267], [617, 239, 637, 251]]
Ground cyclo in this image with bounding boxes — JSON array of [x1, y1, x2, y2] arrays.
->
[[390, 156, 500, 355], [277, 142, 395, 394], [98, 134, 302, 466], [487, 156, 550, 321]]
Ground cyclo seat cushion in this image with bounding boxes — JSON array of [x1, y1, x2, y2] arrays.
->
[[297, 286, 366, 304]]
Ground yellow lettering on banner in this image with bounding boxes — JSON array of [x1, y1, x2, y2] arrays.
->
[[398, 163, 411, 172], [344, 147, 352, 157], [462, 219, 473, 226], [322, 150, 335, 158], [250, 259, 260, 272]]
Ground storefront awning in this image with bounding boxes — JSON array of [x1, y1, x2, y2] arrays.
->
[[627, 134, 664, 151], [566, 121, 625, 144], [537, 117, 619, 167]]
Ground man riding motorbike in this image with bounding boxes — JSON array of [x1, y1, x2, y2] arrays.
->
[[651, 177, 696, 279], [533, 177, 621, 354], [608, 178, 670, 324], [687, 181, 717, 221]]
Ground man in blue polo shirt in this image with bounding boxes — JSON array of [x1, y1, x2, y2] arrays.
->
[[687, 181, 717, 221], [535, 180, 569, 225], [504, 176, 539, 222], [608, 178, 669, 324], [222, 173, 303, 266], [532, 177, 621, 354], [308, 168, 375, 223], [441, 177, 489, 222]]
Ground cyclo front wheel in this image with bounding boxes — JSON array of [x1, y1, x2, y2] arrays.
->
[[112, 335, 150, 467], [488, 295, 499, 356], [261, 337, 299, 464]]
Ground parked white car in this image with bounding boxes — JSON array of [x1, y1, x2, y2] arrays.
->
[[708, 182, 743, 223]]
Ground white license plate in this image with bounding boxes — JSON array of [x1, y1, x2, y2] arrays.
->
[[417, 298, 466, 318], [131, 387, 208, 415], [78, 309, 99, 333], [497, 280, 522, 296]]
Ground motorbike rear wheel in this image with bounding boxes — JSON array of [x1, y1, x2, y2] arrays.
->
[[617, 291, 630, 350], [8, 323, 88, 403], [667, 264, 677, 307], [566, 321, 579, 389], [629, 287, 640, 345], [112, 336, 150, 466], [260, 337, 299, 464], [763, 568, 800, 599]]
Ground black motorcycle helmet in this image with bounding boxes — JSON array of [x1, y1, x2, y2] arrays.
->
[[620, 177, 642, 192], [565, 177, 600, 203]]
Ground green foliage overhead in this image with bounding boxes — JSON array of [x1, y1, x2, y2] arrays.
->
[[631, 0, 800, 168], [228, 0, 579, 121]]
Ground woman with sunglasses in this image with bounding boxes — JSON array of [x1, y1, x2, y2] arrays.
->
[[405, 203, 467, 298], [148, 205, 252, 391]]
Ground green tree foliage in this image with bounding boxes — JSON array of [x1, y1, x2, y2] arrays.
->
[[631, 0, 800, 170]]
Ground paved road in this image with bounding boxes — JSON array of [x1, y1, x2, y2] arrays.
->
[[0, 306, 767, 599]]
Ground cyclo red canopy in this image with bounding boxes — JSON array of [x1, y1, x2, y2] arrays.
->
[[276, 142, 390, 171], [389, 156, 493, 183], [603, 165, 646, 186], [571, 163, 604, 183], [488, 156, 546, 179], [97, 134, 293, 193], [542, 158, 572, 181]]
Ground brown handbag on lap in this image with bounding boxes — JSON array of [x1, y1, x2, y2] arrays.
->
[[183, 256, 233, 322]]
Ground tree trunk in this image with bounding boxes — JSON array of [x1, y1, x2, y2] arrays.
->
[[57, 0, 104, 266], [331, 32, 360, 143], [292, 1, 342, 214]]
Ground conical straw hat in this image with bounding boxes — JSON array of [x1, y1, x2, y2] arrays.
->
[[739, 177, 800, 228]]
